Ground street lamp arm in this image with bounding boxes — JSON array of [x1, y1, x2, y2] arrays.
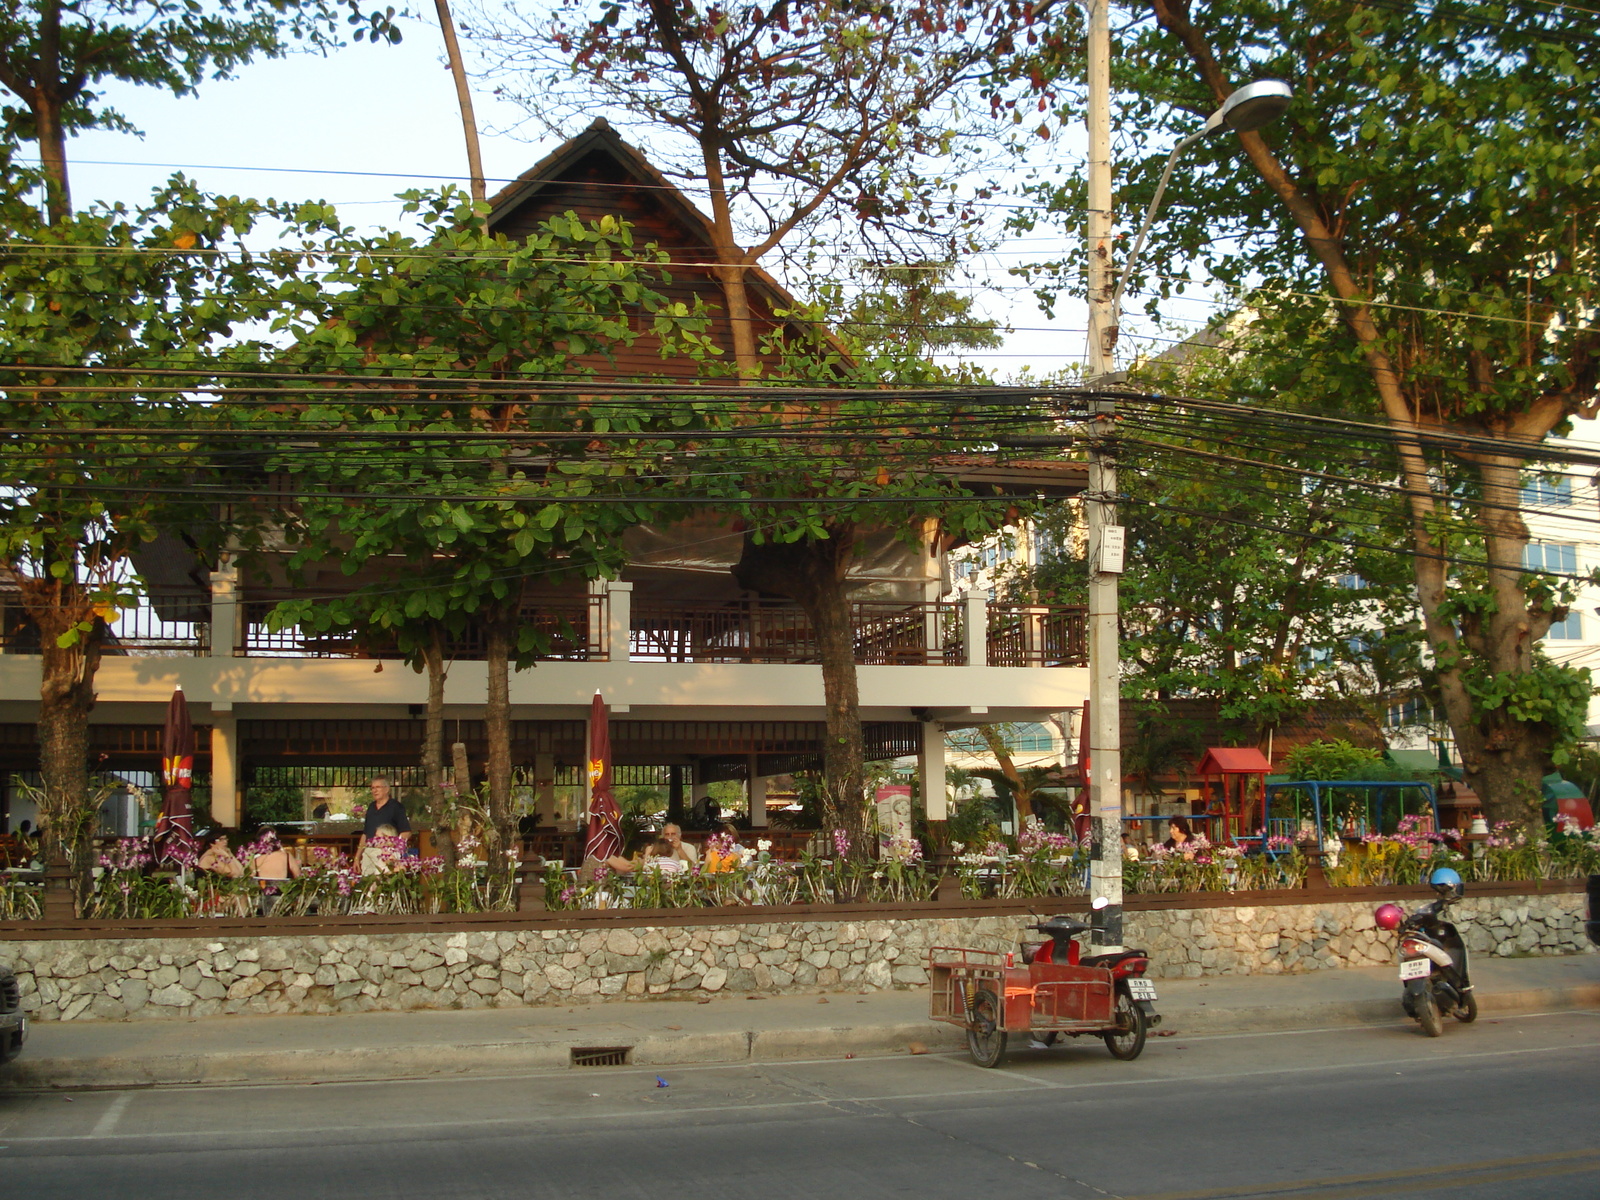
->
[[1107, 125, 1209, 328]]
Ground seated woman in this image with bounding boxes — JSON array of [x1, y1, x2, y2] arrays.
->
[[249, 828, 301, 915], [703, 823, 747, 873], [638, 837, 687, 876], [197, 832, 245, 879], [1162, 816, 1198, 860]]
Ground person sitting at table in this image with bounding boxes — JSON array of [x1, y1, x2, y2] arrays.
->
[[638, 837, 688, 876], [198, 832, 245, 879], [703, 822, 746, 872], [249, 828, 300, 915], [659, 822, 699, 868], [1162, 817, 1198, 860]]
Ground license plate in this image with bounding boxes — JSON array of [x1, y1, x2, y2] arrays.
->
[[1399, 957, 1431, 981], [1125, 978, 1157, 1001]]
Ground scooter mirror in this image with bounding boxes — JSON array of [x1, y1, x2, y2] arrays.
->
[[1091, 896, 1109, 910]]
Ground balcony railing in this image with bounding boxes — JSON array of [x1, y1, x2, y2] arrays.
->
[[239, 594, 608, 662], [631, 602, 969, 666], [0, 589, 1087, 668], [987, 604, 1088, 667], [0, 590, 210, 657]]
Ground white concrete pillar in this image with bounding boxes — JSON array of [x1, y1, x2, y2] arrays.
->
[[209, 562, 238, 657], [962, 589, 988, 666], [210, 707, 240, 828], [606, 579, 633, 663], [747, 754, 768, 827], [919, 720, 948, 821]]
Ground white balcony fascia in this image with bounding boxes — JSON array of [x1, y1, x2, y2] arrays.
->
[[0, 655, 1086, 720]]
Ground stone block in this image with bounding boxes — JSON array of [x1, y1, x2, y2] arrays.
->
[[150, 984, 194, 1007]]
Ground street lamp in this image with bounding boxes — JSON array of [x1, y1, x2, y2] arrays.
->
[[1110, 80, 1294, 326], [1081, 49, 1292, 953]]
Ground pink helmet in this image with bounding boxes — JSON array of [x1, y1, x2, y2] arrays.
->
[[1373, 903, 1406, 931]]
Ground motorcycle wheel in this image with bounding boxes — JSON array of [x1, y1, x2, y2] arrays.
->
[[1103, 989, 1147, 1060], [1455, 989, 1478, 1023], [966, 987, 1008, 1069], [1416, 989, 1444, 1037]]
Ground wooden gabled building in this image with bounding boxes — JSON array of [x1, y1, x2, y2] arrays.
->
[[0, 124, 1089, 842]]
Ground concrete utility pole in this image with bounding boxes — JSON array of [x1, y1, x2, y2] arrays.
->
[[1083, 0, 1125, 952]]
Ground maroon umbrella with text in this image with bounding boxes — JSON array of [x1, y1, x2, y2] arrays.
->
[[154, 685, 198, 864], [584, 691, 624, 864]]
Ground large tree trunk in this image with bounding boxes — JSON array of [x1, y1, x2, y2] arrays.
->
[[733, 529, 871, 858], [484, 611, 516, 878], [419, 625, 456, 868], [15, 576, 102, 908]]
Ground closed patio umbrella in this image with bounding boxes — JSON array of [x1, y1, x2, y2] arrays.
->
[[584, 691, 624, 864], [154, 685, 198, 863]]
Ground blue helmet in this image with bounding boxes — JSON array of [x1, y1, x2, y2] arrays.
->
[[1429, 866, 1463, 897]]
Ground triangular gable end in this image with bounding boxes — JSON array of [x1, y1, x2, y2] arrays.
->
[[487, 120, 825, 377]]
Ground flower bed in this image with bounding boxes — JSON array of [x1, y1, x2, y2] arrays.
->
[[72, 835, 519, 920], [5, 819, 1596, 923]]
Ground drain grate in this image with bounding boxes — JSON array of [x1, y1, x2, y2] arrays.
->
[[570, 1046, 633, 1067]]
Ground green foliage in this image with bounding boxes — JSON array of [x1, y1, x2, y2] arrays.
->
[[1279, 739, 1385, 782], [260, 189, 710, 666], [1014, 2, 1600, 818]]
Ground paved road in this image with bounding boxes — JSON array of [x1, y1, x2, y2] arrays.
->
[[2, 1010, 1596, 1199]]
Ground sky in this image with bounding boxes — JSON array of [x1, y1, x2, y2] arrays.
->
[[42, 11, 1212, 382]]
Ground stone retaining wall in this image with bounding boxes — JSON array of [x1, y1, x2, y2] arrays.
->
[[1127, 892, 1592, 978], [2, 892, 1590, 1023]]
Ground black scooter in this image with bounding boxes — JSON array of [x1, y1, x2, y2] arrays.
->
[[1377, 868, 1476, 1037]]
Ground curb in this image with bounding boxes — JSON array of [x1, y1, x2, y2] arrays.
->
[[3, 982, 1596, 1091]]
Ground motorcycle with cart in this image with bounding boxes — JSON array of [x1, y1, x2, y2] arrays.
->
[[928, 911, 1161, 1068]]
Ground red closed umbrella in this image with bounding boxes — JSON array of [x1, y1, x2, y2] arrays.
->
[[154, 685, 198, 864], [584, 691, 624, 864]]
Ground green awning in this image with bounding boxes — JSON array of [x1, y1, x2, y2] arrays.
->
[[1384, 749, 1442, 775]]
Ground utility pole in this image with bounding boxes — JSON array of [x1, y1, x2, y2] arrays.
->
[[1084, 0, 1124, 952]]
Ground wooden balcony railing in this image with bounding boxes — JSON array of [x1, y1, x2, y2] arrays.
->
[[987, 604, 1088, 667], [239, 594, 608, 662], [0, 590, 210, 657], [631, 602, 969, 666]]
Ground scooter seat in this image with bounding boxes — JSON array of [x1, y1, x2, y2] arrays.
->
[[1080, 949, 1149, 969], [1029, 915, 1092, 942]]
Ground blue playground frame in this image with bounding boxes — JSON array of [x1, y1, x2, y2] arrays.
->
[[1262, 779, 1440, 845]]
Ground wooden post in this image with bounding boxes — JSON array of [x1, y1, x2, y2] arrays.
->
[[517, 865, 547, 912], [42, 850, 76, 920]]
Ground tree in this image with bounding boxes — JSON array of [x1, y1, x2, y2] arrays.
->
[[698, 339, 1053, 854], [0, 0, 400, 224], [469, 0, 1042, 378], [0, 162, 311, 892], [261, 189, 704, 872], [1022, 0, 1599, 828], [824, 261, 1004, 362]]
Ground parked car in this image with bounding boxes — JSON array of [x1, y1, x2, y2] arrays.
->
[[0, 963, 25, 1064], [1586, 874, 1600, 950]]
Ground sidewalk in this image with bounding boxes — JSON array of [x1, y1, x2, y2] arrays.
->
[[3, 952, 1595, 1090]]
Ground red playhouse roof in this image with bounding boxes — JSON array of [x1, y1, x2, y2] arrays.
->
[[1197, 747, 1273, 776]]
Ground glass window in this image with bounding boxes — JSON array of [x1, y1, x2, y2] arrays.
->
[[1546, 612, 1583, 640], [1520, 477, 1573, 507], [1524, 543, 1578, 574]]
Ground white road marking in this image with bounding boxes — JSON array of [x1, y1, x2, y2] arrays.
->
[[6, 1038, 1598, 1146], [88, 1094, 133, 1139]]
